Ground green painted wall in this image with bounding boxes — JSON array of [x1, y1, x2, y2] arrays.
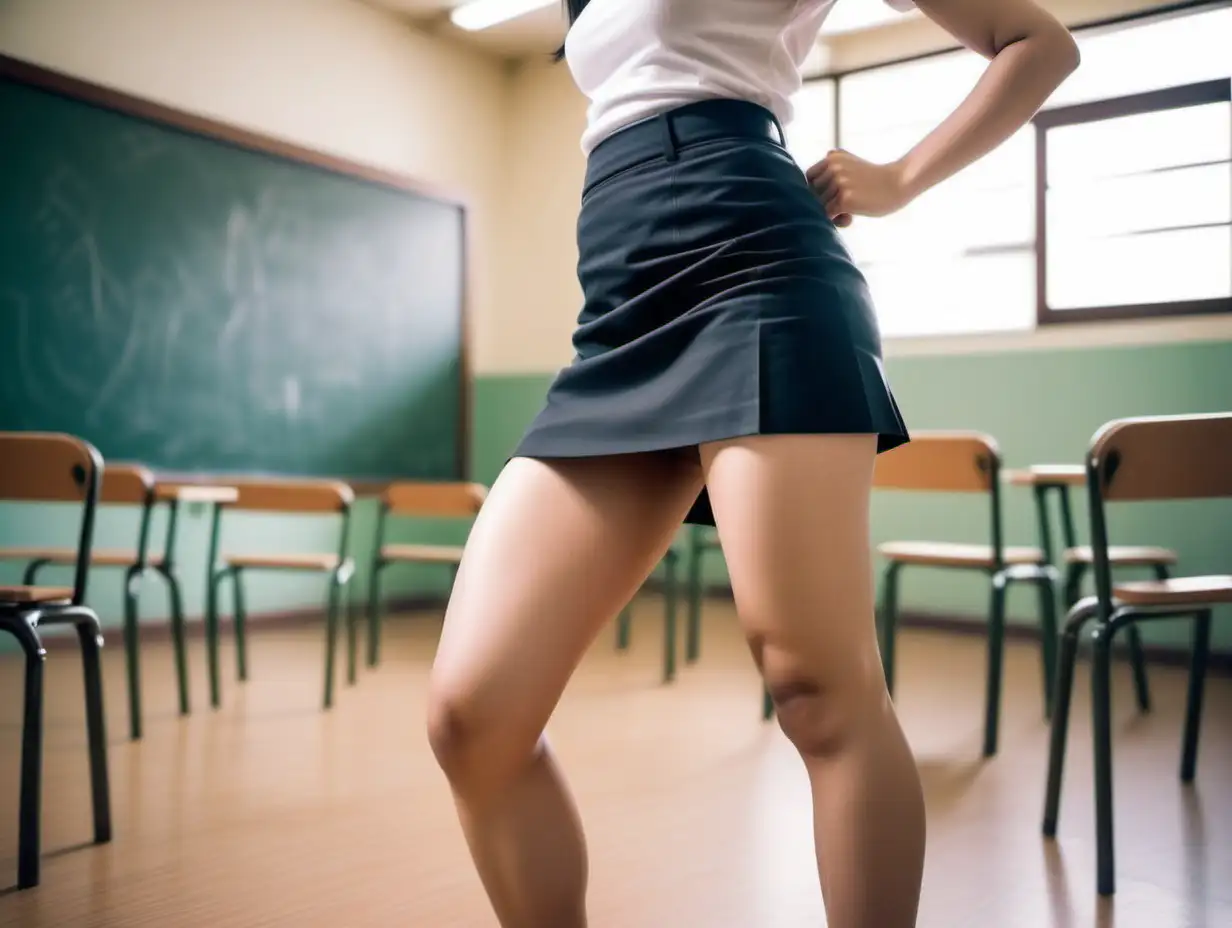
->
[[4, 338, 1230, 654]]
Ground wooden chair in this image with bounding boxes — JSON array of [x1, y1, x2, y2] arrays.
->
[[1007, 465, 1170, 713], [366, 481, 487, 667], [204, 479, 355, 710], [866, 432, 1060, 756], [613, 541, 684, 683], [1043, 412, 1232, 896], [0, 432, 112, 890], [0, 463, 171, 740]]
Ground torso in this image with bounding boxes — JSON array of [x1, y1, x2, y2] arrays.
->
[[566, 0, 837, 155]]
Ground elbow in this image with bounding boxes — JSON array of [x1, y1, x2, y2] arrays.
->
[[997, 21, 1080, 81], [1055, 27, 1081, 78], [1038, 21, 1080, 80]]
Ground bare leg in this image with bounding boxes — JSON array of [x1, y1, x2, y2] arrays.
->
[[702, 434, 925, 928], [427, 452, 703, 928]]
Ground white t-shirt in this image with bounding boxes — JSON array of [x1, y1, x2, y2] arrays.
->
[[566, 0, 915, 155]]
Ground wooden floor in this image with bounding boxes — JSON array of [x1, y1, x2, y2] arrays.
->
[[1, 599, 1229, 928]]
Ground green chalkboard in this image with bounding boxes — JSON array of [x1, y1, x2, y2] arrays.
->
[[0, 56, 468, 483]]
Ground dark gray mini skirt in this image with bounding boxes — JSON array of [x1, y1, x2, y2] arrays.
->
[[513, 98, 909, 526]]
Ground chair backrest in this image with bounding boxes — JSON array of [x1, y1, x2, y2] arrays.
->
[[872, 432, 1000, 493], [1090, 413, 1232, 503], [0, 431, 103, 604], [0, 431, 101, 503], [383, 481, 487, 517], [225, 478, 354, 514], [100, 463, 156, 505]]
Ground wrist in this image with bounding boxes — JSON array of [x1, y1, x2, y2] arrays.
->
[[891, 156, 925, 206]]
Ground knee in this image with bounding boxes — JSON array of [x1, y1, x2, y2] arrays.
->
[[758, 641, 887, 759], [425, 683, 536, 801], [425, 686, 480, 785]]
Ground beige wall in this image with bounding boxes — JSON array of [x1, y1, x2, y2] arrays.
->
[[0, 0, 511, 372], [490, 59, 590, 373]]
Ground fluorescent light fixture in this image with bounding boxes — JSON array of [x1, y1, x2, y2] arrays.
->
[[450, 0, 555, 31], [822, 0, 921, 36]]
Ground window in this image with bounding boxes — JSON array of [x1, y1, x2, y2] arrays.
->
[[784, 2, 1232, 338], [1035, 80, 1231, 323]]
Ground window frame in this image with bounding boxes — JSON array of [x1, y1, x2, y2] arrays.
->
[[1032, 77, 1232, 326]]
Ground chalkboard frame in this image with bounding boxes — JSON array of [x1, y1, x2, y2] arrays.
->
[[0, 53, 472, 492]]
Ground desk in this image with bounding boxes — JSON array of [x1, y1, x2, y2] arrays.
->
[[1004, 465, 1085, 572]]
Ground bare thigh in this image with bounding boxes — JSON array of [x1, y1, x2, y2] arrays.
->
[[429, 452, 703, 756], [700, 435, 886, 732]]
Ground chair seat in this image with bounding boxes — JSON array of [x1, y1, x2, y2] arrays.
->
[[878, 541, 1045, 569], [381, 544, 465, 564], [0, 585, 74, 604], [1114, 576, 1232, 607], [1064, 545, 1177, 566], [225, 553, 340, 571], [0, 546, 164, 568]]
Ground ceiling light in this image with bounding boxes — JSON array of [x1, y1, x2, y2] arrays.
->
[[822, 0, 921, 36], [450, 0, 556, 31]]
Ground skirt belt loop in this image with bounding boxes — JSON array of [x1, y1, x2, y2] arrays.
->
[[658, 112, 680, 162]]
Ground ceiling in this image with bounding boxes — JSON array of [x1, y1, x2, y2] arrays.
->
[[363, 0, 923, 60], [364, 0, 566, 58]]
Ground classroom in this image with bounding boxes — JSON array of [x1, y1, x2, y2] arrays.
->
[[0, 0, 1229, 925]]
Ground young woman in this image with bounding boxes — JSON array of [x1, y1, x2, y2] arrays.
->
[[427, 0, 1079, 925]]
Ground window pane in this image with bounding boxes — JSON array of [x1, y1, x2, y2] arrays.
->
[[1047, 101, 1232, 184], [1048, 225, 1232, 309], [840, 50, 984, 137], [1049, 7, 1232, 107], [863, 252, 1036, 337], [785, 79, 835, 169], [1048, 163, 1231, 240]]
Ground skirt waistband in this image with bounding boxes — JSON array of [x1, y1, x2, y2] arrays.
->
[[584, 99, 786, 196]]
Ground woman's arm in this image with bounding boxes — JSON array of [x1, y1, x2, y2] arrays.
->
[[811, 0, 1080, 226]]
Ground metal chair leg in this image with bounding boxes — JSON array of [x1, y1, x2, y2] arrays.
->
[[323, 573, 343, 710], [983, 571, 1009, 757], [345, 575, 359, 687], [162, 568, 191, 715], [1091, 622, 1117, 896], [1123, 563, 1169, 714], [1035, 569, 1060, 718], [1125, 623, 1150, 713], [1062, 562, 1085, 610], [1180, 610, 1211, 783], [73, 613, 112, 845], [662, 553, 678, 684], [686, 529, 704, 664], [232, 567, 249, 682], [7, 617, 46, 890], [122, 565, 144, 740], [615, 604, 632, 651], [1043, 601, 1094, 836], [879, 562, 901, 696], [206, 566, 225, 709], [366, 561, 384, 667]]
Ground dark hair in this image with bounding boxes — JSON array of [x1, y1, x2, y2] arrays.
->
[[554, 0, 590, 61]]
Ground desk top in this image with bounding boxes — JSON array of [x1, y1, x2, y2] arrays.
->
[[1003, 465, 1086, 488], [153, 483, 239, 505]]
